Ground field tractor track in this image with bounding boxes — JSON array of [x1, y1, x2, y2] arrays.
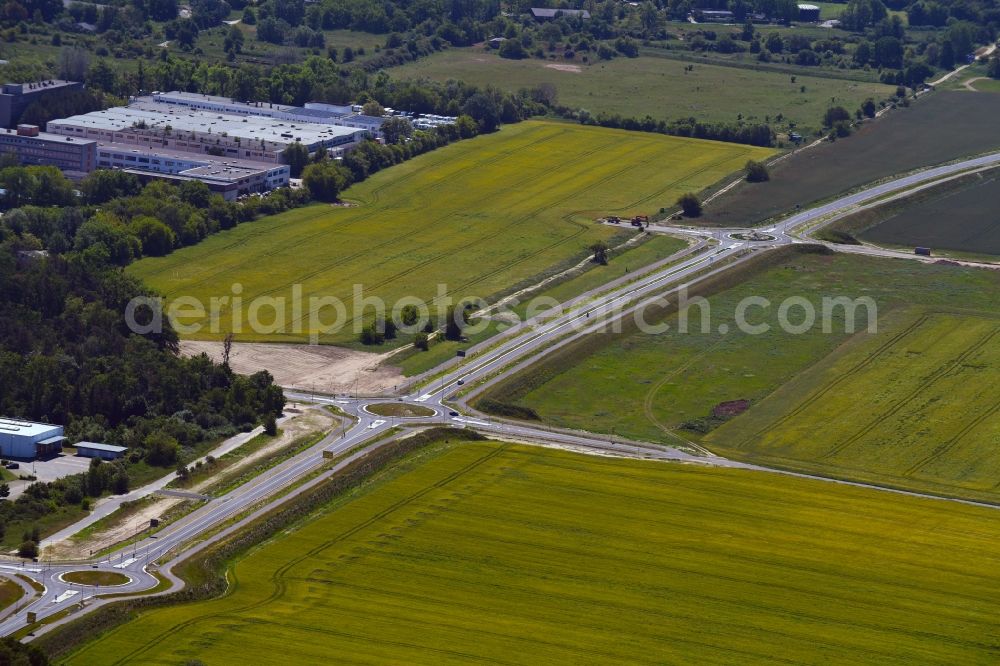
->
[[819, 327, 1000, 461], [643, 339, 728, 437], [197, 133, 621, 322], [275, 141, 668, 332], [733, 313, 932, 450], [361, 123, 567, 205], [154, 126, 573, 291], [903, 385, 1000, 478], [444, 141, 676, 296]]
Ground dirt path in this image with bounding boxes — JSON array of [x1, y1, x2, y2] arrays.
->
[[181, 341, 404, 395], [929, 42, 997, 87], [963, 76, 989, 91], [44, 407, 336, 560]]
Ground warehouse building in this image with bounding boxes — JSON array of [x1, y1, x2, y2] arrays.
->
[[147, 92, 386, 136], [695, 8, 735, 21], [95, 144, 289, 199], [530, 7, 591, 20], [47, 106, 365, 163], [0, 418, 65, 460], [0, 79, 83, 128], [797, 3, 821, 20], [74, 442, 128, 460], [0, 125, 96, 176]]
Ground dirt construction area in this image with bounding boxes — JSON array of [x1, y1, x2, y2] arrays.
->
[[181, 341, 404, 395]]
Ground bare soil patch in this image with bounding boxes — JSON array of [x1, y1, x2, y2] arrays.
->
[[181, 341, 403, 394], [544, 63, 582, 73], [712, 399, 751, 418]]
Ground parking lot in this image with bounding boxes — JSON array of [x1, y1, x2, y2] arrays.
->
[[4, 453, 92, 499]]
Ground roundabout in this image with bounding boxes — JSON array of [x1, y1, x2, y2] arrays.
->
[[363, 402, 437, 418], [58, 570, 132, 588], [729, 231, 777, 242]]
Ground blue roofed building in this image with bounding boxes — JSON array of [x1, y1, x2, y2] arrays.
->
[[74, 442, 128, 460], [0, 418, 65, 459]]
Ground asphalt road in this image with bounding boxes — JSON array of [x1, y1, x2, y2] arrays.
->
[[5, 149, 1000, 640]]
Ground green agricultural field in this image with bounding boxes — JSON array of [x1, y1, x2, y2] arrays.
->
[[854, 169, 1000, 257], [707, 309, 1000, 502], [391, 49, 892, 134], [130, 120, 769, 345], [393, 234, 688, 376], [487, 250, 1000, 500], [702, 91, 1000, 227], [63, 441, 1000, 665]]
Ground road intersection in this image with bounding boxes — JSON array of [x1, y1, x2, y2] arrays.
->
[[3, 149, 999, 641]]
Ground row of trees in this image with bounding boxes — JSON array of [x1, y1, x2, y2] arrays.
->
[[302, 115, 479, 201], [566, 109, 775, 146], [357, 303, 471, 347], [1, 167, 315, 265], [690, 12, 992, 85]]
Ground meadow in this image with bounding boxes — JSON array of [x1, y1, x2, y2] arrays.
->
[[706, 309, 1000, 502], [391, 49, 892, 134], [63, 440, 1000, 664], [969, 77, 1000, 92], [129, 120, 769, 345], [485, 250, 1000, 500]]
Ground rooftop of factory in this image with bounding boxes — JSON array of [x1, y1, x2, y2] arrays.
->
[[150, 91, 300, 113], [97, 141, 279, 169], [0, 418, 61, 438], [52, 105, 361, 146]]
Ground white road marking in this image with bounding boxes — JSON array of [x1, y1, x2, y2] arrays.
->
[[53, 590, 78, 604], [453, 417, 490, 427]]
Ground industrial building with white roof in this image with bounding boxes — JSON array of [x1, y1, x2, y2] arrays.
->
[[2, 80, 408, 196], [47, 105, 365, 163], [0, 418, 65, 459], [94, 143, 289, 200]]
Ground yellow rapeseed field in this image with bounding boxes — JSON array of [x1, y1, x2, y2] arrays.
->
[[129, 120, 769, 344], [66, 441, 1000, 664]]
